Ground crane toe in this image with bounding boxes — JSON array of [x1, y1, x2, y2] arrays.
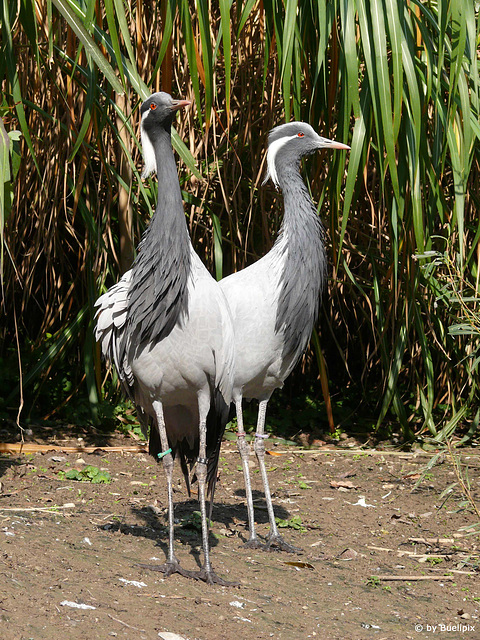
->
[[137, 560, 197, 580], [242, 536, 268, 551], [264, 533, 303, 554], [191, 568, 240, 587]]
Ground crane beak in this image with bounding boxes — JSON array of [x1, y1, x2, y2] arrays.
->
[[327, 140, 350, 150], [319, 137, 350, 150], [170, 99, 191, 112], [315, 133, 350, 150]]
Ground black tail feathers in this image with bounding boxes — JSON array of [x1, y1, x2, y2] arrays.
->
[[205, 389, 232, 507]]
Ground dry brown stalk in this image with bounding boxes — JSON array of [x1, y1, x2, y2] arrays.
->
[[374, 575, 454, 581], [0, 443, 147, 454]]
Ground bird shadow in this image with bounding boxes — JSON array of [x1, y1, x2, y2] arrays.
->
[[127, 500, 226, 568], [228, 488, 294, 525], [102, 493, 297, 569]]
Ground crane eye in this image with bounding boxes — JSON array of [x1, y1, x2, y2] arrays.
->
[[297, 132, 305, 137], [150, 103, 157, 110]]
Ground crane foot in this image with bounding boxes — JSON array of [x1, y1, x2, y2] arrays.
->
[[137, 561, 196, 579], [243, 537, 268, 550], [264, 533, 303, 554], [191, 568, 240, 587]]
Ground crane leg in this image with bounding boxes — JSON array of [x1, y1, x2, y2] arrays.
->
[[254, 400, 302, 554], [192, 395, 237, 586], [236, 398, 262, 548], [138, 400, 195, 579]]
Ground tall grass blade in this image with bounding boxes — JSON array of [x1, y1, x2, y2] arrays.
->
[[51, 0, 124, 94]]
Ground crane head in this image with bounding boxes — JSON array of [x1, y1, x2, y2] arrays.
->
[[140, 92, 191, 179], [264, 121, 350, 189]]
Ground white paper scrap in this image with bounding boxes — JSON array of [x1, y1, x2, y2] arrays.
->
[[60, 600, 96, 610], [119, 578, 147, 588], [349, 496, 376, 508]]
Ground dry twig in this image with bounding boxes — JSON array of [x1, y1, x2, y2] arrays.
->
[[107, 613, 145, 632], [374, 575, 454, 581], [0, 443, 147, 454]]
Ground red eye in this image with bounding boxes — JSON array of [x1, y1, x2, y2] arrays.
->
[[150, 103, 157, 110], [297, 132, 305, 137]]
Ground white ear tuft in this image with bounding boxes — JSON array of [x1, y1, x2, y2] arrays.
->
[[263, 134, 297, 189], [140, 111, 157, 179]]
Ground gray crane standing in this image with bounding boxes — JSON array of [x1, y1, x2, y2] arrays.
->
[[220, 122, 349, 551], [95, 92, 235, 585]]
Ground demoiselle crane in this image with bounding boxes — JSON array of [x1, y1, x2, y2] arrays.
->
[[220, 122, 349, 551], [94, 92, 235, 585]]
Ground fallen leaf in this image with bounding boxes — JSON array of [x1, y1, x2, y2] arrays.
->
[[330, 480, 358, 490], [266, 450, 283, 456], [282, 561, 315, 570], [336, 471, 356, 479], [148, 504, 163, 516], [336, 548, 358, 561]]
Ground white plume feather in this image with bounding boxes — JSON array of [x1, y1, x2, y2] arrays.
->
[[263, 134, 298, 189], [141, 110, 157, 179]]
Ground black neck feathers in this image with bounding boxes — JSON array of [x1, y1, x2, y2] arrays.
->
[[273, 167, 327, 359], [123, 124, 191, 354]]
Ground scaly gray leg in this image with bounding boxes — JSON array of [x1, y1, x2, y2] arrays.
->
[[254, 399, 302, 554], [192, 395, 238, 586], [138, 400, 195, 579], [236, 398, 263, 548]]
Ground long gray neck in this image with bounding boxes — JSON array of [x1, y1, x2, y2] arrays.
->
[[273, 164, 327, 359], [124, 124, 191, 353], [149, 127, 190, 242]]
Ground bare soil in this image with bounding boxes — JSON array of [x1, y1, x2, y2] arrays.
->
[[1, 427, 479, 640]]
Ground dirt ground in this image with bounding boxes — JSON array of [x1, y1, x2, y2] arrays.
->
[[1, 427, 479, 640]]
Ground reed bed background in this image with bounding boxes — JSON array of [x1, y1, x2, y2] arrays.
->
[[1, 0, 479, 442]]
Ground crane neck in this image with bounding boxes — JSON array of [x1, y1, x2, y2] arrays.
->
[[149, 126, 190, 241], [271, 161, 328, 361], [125, 123, 192, 351], [275, 163, 323, 242]]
